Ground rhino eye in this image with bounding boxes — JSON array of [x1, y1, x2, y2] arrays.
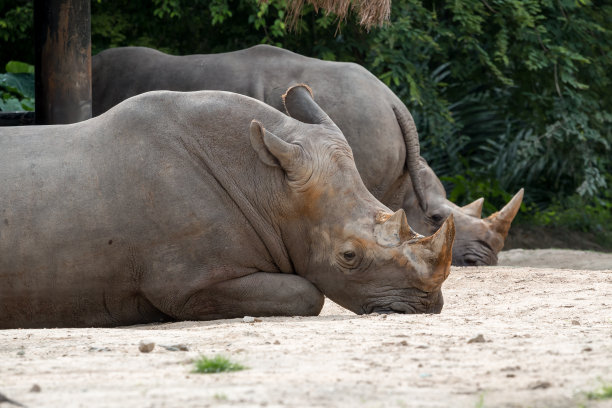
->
[[337, 242, 363, 270], [343, 251, 356, 261], [430, 214, 444, 224]]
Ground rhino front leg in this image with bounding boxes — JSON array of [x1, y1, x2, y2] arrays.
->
[[176, 272, 325, 320]]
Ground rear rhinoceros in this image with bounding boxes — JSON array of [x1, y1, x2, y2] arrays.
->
[[0, 86, 455, 329], [92, 45, 523, 266]]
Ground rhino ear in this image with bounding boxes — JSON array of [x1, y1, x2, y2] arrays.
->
[[282, 84, 337, 129], [250, 120, 301, 171]]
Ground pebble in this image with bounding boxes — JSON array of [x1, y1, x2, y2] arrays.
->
[[139, 340, 155, 353], [243, 316, 255, 323], [30, 384, 41, 393], [468, 334, 486, 343], [529, 380, 552, 390], [160, 344, 189, 351]]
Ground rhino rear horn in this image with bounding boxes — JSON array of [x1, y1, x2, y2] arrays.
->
[[282, 84, 337, 129], [485, 188, 524, 237], [461, 197, 484, 218], [375, 209, 418, 247]]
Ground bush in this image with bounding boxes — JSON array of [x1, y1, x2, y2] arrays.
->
[[0, 60, 34, 112]]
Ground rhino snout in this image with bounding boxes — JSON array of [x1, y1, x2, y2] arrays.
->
[[366, 290, 444, 315]]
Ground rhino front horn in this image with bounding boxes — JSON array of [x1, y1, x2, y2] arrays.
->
[[486, 188, 524, 237], [407, 214, 455, 290], [461, 197, 484, 218]]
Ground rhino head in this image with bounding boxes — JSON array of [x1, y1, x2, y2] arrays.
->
[[401, 162, 524, 266], [250, 85, 455, 314]]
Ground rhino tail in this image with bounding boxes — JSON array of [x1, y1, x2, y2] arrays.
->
[[392, 105, 427, 212]]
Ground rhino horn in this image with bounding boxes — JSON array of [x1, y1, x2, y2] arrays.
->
[[282, 84, 337, 129], [407, 214, 455, 289], [461, 197, 484, 218], [485, 188, 524, 237], [375, 209, 419, 247]]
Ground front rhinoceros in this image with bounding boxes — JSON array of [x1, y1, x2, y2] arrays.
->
[[0, 86, 454, 329], [92, 45, 523, 266]]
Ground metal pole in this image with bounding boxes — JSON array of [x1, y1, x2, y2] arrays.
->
[[34, 0, 92, 125]]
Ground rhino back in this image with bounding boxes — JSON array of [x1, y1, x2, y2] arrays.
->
[[0, 91, 284, 327], [93, 45, 406, 199]]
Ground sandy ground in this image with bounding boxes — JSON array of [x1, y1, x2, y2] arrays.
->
[[1, 249, 611, 408]]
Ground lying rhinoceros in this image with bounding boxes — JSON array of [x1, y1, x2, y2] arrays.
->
[[92, 45, 523, 266], [0, 86, 455, 329]]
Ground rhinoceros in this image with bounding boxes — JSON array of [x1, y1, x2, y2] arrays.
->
[[92, 45, 523, 266], [0, 86, 455, 329]]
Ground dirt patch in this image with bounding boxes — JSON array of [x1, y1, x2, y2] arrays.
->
[[1, 252, 611, 408]]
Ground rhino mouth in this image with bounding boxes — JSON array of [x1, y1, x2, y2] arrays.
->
[[453, 241, 499, 266], [365, 293, 443, 315]]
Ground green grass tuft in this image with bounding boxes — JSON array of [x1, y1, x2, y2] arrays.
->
[[586, 381, 612, 400], [193, 355, 246, 374], [474, 393, 485, 408], [213, 393, 228, 401]]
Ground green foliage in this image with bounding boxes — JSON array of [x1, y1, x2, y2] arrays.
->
[[0, 0, 609, 236], [0, 0, 33, 66], [194, 355, 246, 374], [0, 60, 34, 112]]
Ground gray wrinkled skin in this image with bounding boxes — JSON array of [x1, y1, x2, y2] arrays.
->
[[92, 45, 523, 266], [0, 89, 454, 328]]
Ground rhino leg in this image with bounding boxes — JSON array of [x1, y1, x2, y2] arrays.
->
[[176, 272, 325, 320]]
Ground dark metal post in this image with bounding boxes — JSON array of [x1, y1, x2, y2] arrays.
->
[[34, 0, 91, 125]]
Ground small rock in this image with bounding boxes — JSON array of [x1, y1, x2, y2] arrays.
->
[[506, 373, 515, 378], [582, 347, 592, 352], [273, 340, 281, 345], [243, 316, 255, 323], [571, 320, 581, 325], [468, 334, 486, 344], [30, 384, 41, 393], [399, 340, 408, 346], [16, 350, 24, 356], [139, 340, 155, 353], [160, 344, 189, 352], [529, 381, 552, 390]]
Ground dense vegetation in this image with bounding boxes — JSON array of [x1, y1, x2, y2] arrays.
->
[[1, 0, 611, 244]]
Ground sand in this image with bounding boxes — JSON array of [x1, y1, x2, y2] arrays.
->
[[1, 249, 611, 408]]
